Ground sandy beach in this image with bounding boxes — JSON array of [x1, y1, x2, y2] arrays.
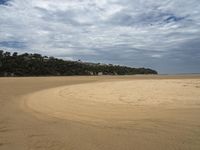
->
[[0, 75, 200, 150]]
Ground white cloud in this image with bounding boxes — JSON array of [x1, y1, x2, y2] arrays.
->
[[151, 54, 162, 58], [0, 0, 200, 73]]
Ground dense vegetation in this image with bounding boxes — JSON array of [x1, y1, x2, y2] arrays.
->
[[0, 50, 157, 76]]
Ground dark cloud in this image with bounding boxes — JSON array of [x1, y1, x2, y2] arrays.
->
[[0, 0, 10, 5], [0, 41, 27, 49], [108, 9, 187, 27]]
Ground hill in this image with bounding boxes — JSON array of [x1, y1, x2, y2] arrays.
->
[[0, 50, 157, 76]]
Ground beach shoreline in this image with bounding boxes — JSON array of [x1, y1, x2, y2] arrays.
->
[[0, 75, 200, 150]]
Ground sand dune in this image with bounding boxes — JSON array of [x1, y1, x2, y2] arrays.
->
[[0, 76, 200, 150]]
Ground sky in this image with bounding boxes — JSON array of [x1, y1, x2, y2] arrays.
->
[[0, 0, 200, 74]]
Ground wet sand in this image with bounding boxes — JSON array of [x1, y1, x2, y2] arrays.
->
[[0, 75, 200, 150]]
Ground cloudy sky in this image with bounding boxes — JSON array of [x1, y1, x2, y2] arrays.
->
[[0, 0, 200, 74]]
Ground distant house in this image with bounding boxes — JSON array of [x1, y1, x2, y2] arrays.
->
[[43, 56, 49, 62], [98, 72, 103, 76], [88, 71, 94, 75]]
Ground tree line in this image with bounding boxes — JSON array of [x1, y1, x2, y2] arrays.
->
[[0, 50, 157, 77]]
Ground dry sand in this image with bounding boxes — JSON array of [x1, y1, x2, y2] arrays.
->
[[0, 75, 200, 150]]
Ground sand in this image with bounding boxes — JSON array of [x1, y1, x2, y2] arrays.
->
[[0, 75, 200, 150]]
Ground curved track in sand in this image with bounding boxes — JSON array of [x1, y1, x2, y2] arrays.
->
[[25, 79, 200, 126]]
